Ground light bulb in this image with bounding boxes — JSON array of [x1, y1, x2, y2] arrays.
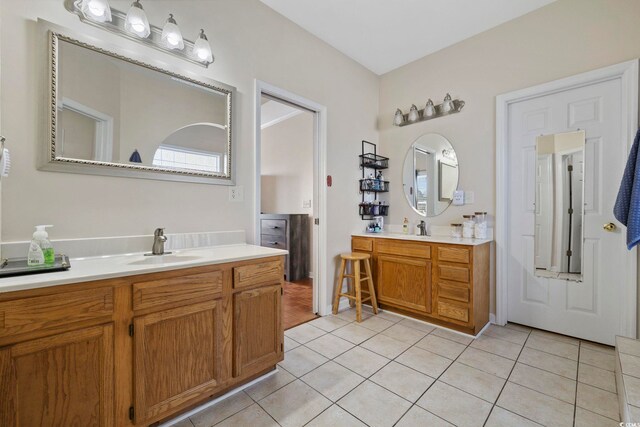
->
[[80, 0, 112, 22], [193, 29, 214, 63], [393, 109, 404, 126], [424, 99, 435, 117], [125, 0, 150, 38], [161, 14, 184, 50], [442, 93, 453, 113], [408, 104, 419, 123]]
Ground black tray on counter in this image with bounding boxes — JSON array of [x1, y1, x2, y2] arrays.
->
[[0, 254, 71, 278]]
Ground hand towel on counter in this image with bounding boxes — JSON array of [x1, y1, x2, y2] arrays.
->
[[614, 128, 640, 249]]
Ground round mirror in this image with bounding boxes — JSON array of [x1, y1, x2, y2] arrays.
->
[[402, 133, 459, 217]]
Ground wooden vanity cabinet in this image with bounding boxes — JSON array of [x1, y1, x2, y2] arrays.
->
[[0, 255, 285, 427], [352, 236, 489, 335]]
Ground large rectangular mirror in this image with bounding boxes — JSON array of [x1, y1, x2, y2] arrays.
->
[[41, 30, 235, 184], [534, 130, 585, 282]]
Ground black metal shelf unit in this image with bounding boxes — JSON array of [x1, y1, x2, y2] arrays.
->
[[359, 140, 389, 220]]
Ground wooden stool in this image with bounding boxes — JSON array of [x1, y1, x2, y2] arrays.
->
[[332, 252, 378, 322]]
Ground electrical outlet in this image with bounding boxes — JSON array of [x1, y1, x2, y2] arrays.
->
[[465, 191, 475, 204], [229, 185, 244, 202], [303, 199, 312, 208]]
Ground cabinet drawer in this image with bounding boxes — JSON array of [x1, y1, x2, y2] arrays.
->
[[438, 264, 470, 283], [261, 235, 288, 250], [438, 246, 470, 264], [234, 259, 283, 289], [438, 282, 470, 303], [0, 287, 114, 338], [437, 300, 469, 323], [261, 220, 286, 238], [133, 271, 223, 311], [352, 237, 373, 252], [376, 240, 431, 259]]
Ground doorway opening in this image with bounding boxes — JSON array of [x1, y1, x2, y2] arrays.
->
[[255, 81, 327, 330]]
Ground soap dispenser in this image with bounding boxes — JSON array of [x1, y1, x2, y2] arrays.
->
[[32, 225, 55, 265]]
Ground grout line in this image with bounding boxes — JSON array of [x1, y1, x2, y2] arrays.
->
[[573, 343, 581, 427]]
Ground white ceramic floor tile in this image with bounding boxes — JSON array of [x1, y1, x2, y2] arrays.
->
[[504, 322, 532, 333], [369, 361, 435, 402], [301, 361, 364, 402], [574, 407, 620, 427], [417, 381, 492, 427], [581, 347, 616, 371], [395, 405, 454, 427], [306, 405, 367, 427], [623, 374, 640, 407], [337, 380, 412, 427], [359, 333, 411, 359], [517, 346, 578, 379], [484, 324, 529, 345], [170, 419, 194, 427], [525, 335, 579, 361], [470, 335, 523, 360], [576, 383, 620, 421], [617, 336, 640, 357], [415, 334, 467, 359], [509, 363, 576, 404], [457, 347, 515, 379], [308, 316, 350, 332], [190, 391, 254, 427], [620, 353, 640, 377], [368, 309, 402, 323], [244, 368, 296, 401], [284, 336, 301, 352], [285, 323, 326, 344], [580, 341, 615, 355], [356, 315, 395, 332], [496, 382, 574, 427], [397, 317, 437, 334], [578, 363, 616, 392], [530, 329, 580, 346], [484, 406, 542, 427], [213, 404, 279, 427], [259, 380, 331, 427], [439, 362, 506, 403], [332, 323, 378, 344], [278, 346, 328, 377], [396, 346, 452, 378], [305, 333, 355, 359], [334, 346, 390, 378], [335, 308, 372, 323], [431, 327, 474, 345], [380, 323, 428, 344]]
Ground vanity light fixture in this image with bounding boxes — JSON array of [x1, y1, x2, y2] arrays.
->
[[161, 14, 184, 50], [125, 0, 151, 38], [80, 0, 112, 22], [193, 29, 214, 63], [393, 93, 465, 127], [67, 0, 215, 67]]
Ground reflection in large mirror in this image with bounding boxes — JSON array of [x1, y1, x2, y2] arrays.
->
[[43, 31, 234, 184], [402, 133, 459, 217], [534, 130, 585, 282]]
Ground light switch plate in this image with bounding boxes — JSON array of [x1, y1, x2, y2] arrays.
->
[[452, 190, 465, 206], [229, 186, 244, 202], [303, 199, 312, 208], [465, 191, 475, 204]]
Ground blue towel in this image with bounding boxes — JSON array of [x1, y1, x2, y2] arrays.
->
[[129, 149, 142, 163], [614, 128, 640, 249]]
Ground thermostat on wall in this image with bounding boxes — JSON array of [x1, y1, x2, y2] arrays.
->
[[452, 190, 464, 206]]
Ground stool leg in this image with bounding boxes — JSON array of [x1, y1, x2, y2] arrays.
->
[[364, 259, 378, 314], [332, 258, 346, 314], [347, 260, 356, 308], [354, 259, 362, 322]]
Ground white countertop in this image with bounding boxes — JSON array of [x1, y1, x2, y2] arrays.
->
[[352, 232, 492, 246], [0, 244, 288, 294]]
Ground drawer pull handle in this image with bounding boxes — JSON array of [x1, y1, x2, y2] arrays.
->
[[270, 242, 279, 245], [271, 226, 279, 229]]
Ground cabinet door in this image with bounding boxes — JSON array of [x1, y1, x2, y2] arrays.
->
[[376, 254, 432, 314], [0, 324, 114, 427], [134, 300, 222, 424], [233, 285, 283, 377]]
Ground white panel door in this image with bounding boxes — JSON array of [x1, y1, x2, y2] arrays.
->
[[507, 77, 628, 345]]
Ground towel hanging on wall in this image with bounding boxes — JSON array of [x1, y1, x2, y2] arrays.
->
[[129, 149, 142, 163], [614, 128, 640, 249]]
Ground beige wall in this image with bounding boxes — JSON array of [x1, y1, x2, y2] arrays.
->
[[379, 0, 640, 314], [0, 0, 379, 312]]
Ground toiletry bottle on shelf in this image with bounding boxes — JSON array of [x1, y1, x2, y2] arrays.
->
[[27, 239, 44, 266], [34, 225, 55, 265], [403, 217, 409, 234]]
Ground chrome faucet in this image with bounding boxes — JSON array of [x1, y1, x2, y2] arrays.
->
[[417, 220, 430, 236], [151, 228, 168, 255]]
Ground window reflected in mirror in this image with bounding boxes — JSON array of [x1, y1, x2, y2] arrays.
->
[[534, 130, 585, 282]]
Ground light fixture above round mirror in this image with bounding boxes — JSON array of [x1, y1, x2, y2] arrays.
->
[[402, 133, 459, 217]]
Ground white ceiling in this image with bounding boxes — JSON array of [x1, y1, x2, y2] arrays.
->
[[260, 0, 556, 75], [261, 100, 303, 129]]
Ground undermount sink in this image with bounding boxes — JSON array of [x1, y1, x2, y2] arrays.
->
[[127, 254, 202, 265]]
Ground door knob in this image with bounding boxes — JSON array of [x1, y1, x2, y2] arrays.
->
[[603, 223, 617, 232]]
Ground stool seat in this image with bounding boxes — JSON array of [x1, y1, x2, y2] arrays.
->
[[333, 252, 378, 322]]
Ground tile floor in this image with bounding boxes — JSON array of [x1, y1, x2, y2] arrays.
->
[[170, 307, 620, 426]]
